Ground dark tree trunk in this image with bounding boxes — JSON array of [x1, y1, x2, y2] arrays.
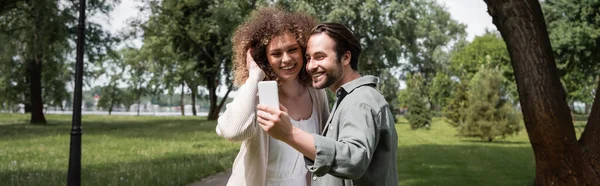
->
[[578, 76, 600, 173], [484, 0, 600, 185], [207, 81, 218, 120], [30, 58, 46, 124], [190, 86, 197, 116], [180, 81, 185, 116], [206, 77, 233, 120], [216, 84, 233, 116], [24, 103, 31, 113]]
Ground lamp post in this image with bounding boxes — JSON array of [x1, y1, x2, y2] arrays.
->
[[67, 0, 85, 185]]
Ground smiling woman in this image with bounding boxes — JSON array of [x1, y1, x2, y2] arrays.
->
[[231, 7, 314, 87], [216, 7, 331, 186]]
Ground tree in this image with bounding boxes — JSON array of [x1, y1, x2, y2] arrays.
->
[[0, 0, 118, 124], [96, 51, 126, 115], [0, 33, 25, 112], [276, 0, 465, 107], [543, 0, 600, 114], [444, 79, 469, 127], [403, 0, 467, 82], [378, 69, 401, 116], [405, 73, 432, 129], [140, 0, 255, 120], [136, 28, 188, 115], [429, 71, 454, 111], [459, 65, 521, 142], [122, 48, 149, 116], [484, 0, 600, 184], [449, 32, 517, 102]]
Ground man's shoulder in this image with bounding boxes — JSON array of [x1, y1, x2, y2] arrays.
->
[[344, 85, 388, 110]]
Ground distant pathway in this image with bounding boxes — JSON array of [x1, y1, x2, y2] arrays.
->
[[187, 169, 231, 186]]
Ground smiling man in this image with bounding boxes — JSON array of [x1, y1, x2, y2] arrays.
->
[[256, 23, 398, 186]]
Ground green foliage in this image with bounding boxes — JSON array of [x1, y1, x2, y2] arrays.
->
[[405, 73, 432, 129], [378, 69, 401, 114], [0, 0, 119, 119], [444, 79, 469, 128], [403, 0, 467, 81], [140, 0, 257, 118], [449, 32, 517, 102], [543, 0, 600, 107], [274, 0, 465, 107], [459, 65, 521, 142], [429, 72, 455, 110], [0, 33, 25, 111]]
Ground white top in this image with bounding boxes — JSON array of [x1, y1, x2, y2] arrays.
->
[[266, 105, 319, 186]]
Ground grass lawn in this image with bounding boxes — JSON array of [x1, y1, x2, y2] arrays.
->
[[0, 114, 240, 186], [396, 117, 536, 186], [0, 114, 587, 186]]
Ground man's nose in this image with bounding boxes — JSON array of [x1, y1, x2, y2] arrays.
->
[[306, 58, 316, 72]]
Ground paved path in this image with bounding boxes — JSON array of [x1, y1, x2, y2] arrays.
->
[[187, 169, 231, 186]]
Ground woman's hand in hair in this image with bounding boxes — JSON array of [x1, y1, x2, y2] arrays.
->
[[247, 49, 265, 80]]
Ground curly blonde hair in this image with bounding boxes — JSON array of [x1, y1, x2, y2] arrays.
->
[[231, 7, 318, 87]]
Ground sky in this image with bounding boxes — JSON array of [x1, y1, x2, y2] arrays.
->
[[94, 0, 497, 96]]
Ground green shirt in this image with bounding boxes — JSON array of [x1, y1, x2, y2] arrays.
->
[[305, 75, 398, 186]]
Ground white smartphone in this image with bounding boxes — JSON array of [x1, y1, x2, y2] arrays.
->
[[257, 81, 279, 109]]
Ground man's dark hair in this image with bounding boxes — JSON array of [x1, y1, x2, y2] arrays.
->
[[310, 23, 362, 70]]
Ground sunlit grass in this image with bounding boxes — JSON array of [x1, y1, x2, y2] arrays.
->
[[0, 114, 587, 186], [0, 114, 239, 186]]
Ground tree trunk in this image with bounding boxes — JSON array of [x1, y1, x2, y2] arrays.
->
[[207, 83, 218, 120], [180, 81, 185, 116], [29, 58, 46, 124], [190, 86, 197, 116], [217, 84, 233, 114], [578, 76, 600, 172], [484, 0, 600, 185], [206, 75, 227, 120], [137, 93, 141, 116]]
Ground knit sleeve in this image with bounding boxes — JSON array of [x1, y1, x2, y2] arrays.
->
[[216, 68, 265, 142]]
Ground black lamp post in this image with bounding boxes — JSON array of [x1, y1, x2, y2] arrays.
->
[[67, 0, 85, 185]]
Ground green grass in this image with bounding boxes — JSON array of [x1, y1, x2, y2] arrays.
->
[[0, 114, 239, 186], [396, 117, 537, 186], [0, 114, 587, 186]]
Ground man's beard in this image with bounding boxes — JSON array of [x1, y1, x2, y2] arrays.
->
[[313, 60, 343, 89]]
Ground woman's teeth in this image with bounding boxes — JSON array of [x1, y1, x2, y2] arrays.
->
[[281, 64, 295, 70]]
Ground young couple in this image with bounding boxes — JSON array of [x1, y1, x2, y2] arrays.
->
[[216, 7, 398, 186]]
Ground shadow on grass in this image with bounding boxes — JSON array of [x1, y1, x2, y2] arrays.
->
[[0, 115, 219, 141], [0, 151, 238, 186], [398, 144, 535, 186], [459, 139, 528, 145]]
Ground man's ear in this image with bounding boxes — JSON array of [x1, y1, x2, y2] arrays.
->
[[342, 51, 351, 66]]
